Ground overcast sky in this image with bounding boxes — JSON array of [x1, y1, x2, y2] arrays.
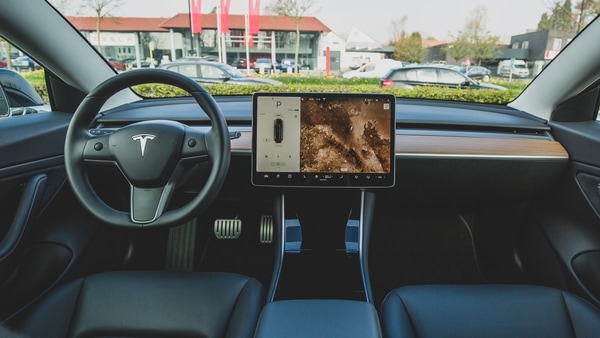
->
[[62, 0, 554, 44]]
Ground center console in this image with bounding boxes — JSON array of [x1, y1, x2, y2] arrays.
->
[[250, 92, 394, 336]]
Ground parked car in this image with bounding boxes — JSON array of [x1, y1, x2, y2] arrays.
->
[[126, 58, 161, 69], [5, 1, 600, 337], [232, 58, 254, 69], [380, 65, 506, 90], [459, 66, 492, 82], [0, 68, 50, 117], [0, 59, 6, 68], [105, 57, 126, 72], [279, 58, 297, 72], [497, 59, 530, 78], [201, 55, 219, 62], [11, 55, 41, 72], [159, 60, 282, 85], [342, 59, 404, 79], [253, 58, 275, 73]]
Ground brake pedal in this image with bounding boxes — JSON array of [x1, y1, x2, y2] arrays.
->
[[260, 215, 273, 244], [214, 219, 242, 239]]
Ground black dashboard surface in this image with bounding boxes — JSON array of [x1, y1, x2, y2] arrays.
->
[[95, 96, 549, 133]]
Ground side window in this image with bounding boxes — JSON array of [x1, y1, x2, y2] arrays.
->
[[439, 69, 466, 85], [363, 64, 376, 72], [0, 39, 49, 118], [174, 64, 198, 78], [200, 65, 225, 79], [392, 69, 414, 81], [415, 68, 437, 82]]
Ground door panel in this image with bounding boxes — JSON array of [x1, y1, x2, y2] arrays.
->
[[0, 111, 96, 319], [520, 119, 600, 307]]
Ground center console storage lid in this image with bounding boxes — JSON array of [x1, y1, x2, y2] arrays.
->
[[254, 299, 382, 338]]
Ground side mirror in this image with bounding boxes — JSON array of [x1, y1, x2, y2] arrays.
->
[[0, 84, 10, 118]]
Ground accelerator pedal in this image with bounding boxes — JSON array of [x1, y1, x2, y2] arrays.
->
[[260, 215, 274, 244], [214, 218, 242, 239]]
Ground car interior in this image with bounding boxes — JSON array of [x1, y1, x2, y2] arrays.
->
[[2, 1, 600, 337]]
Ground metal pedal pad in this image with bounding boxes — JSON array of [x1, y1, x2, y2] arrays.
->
[[260, 215, 273, 244], [214, 219, 242, 239]]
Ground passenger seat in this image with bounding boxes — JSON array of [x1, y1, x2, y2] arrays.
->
[[381, 284, 600, 337]]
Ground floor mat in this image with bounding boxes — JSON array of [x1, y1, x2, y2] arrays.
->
[[193, 200, 275, 289]]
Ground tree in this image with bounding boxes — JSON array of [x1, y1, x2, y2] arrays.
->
[[537, 0, 599, 32], [575, 0, 600, 31], [444, 36, 470, 64], [389, 16, 408, 45], [80, 0, 123, 51], [394, 32, 422, 63], [453, 5, 499, 66], [388, 17, 422, 63], [265, 0, 319, 72]]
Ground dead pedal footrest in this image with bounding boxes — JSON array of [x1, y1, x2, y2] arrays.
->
[[214, 219, 242, 239]]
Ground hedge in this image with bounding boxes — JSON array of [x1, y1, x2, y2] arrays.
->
[[26, 72, 526, 105]]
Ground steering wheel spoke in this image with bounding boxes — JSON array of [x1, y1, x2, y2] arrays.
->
[[130, 183, 175, 223]]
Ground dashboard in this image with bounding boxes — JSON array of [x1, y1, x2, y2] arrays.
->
[[92, 95, 568, 204]]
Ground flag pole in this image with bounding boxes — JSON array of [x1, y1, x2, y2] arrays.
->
[[216, 4, 222, 62], [245, 14, 251, 73]]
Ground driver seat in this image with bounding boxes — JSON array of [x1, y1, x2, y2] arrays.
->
[[12, 270, 264, 338]]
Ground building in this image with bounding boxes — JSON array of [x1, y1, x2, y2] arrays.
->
[[505, 29, 575, 76], [67, 14, 330, 69]]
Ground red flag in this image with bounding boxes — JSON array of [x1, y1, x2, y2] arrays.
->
[[220, 0, 231, 34], [190, 0, 202, 34], [248, 0, 260, 35]]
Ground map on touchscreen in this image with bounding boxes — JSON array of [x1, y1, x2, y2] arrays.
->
[[252, 93, 395, 188]]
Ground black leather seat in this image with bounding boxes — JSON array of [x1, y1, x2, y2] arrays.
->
[[382, 284, 600, 338], [13, 270, 264, 338]]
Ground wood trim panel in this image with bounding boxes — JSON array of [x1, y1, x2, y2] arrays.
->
[[396, 135, 568, 158], [231, 131, 569, 159]]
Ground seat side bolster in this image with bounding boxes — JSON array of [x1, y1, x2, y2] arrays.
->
[[225, 277, 264, 338], [562, 291, 600, 338]]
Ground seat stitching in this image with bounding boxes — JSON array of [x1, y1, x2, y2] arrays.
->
[[560, 290, 577, 338], [63, 278, 86, 338], [224, 277, 251, 337], [396, 291, 418, 337]]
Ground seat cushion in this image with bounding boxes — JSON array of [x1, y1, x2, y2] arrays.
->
[[16, 270, 264, 338], [382, 284, 600, 338]]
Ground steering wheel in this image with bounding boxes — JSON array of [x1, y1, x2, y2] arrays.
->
[[64, 69, 230, 228]]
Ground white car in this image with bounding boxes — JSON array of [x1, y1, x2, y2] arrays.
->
[[342, 59, 403, 79], [497, 59, 530, 78]]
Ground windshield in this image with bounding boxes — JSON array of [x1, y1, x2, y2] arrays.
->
[[2, 0, 598, 105]]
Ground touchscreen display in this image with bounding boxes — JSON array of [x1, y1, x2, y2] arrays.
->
[[252, 92, 395, 188]]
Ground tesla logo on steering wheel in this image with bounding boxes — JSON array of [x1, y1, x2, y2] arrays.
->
[[132, 134, 156, 157]]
